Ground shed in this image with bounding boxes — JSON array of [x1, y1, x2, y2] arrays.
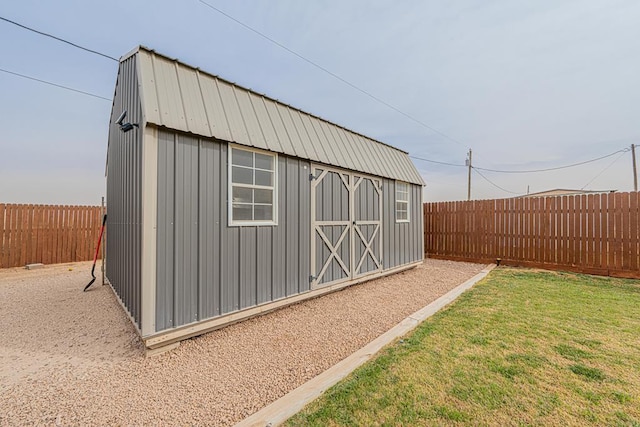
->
[[106, 46, 426, 350]]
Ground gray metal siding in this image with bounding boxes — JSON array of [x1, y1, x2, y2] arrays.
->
[[106, 55, 143, 328], [382, 180, 424, 269], [136, 48, 424, 185], [155, 130, 311, 332]]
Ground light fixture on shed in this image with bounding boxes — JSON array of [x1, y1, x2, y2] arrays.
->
[[115, 110, 139, 133]]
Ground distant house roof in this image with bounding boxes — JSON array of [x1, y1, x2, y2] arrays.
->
[[518, 188, 617, 198], [129, 46, 425, 185]]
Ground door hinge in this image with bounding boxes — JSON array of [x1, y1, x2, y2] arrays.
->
[[309, 173, 316, 181], [309, 275, 317, 282]]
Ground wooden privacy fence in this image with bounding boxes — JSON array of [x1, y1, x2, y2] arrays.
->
[[424, 191, 640, 279], [0, 204, 103, 269]]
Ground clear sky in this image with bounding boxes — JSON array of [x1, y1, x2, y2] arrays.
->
[[1, 0, 638, 204]]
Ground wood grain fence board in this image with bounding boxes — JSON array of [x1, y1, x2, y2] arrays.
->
[[11, 205, 18, 267], [53, 205, 60, 263], [520, 198, 529, 260], [9, 204, 19, 267], [74, 206, 80, 261], [53, 206, 59, 264], [65, 205, 71, 264], [66, 206, 72, 262], [31, 205, 38, 264], [605, 194, 613, 270], [527, 197, 532, 262], [586, 194, 595, 267], [567, 196, 575, 266], [454, 201, 459, 258], [549, 196, 556, 264], [532, 197, 539, 263], [621, 192, 630, 270], [23, 206, 31, 265], [45, 205, 52, 264], [536, 197, 543, 263], [546, 196, 553, 264], [504, 198, 510, 259], [0, 204, 4, 267], [15, 205, 21, 266], [485, 200, 490, 258], [556, 196, 563, 265], [24, 205, 32, 265], [579, 195, 586, 268], [593, 195, 601, 268], [69, 206, 74, 261], [482, 200, 488, 259], [517, 198, 521, 261], [10, 205, 17, 267], [631, 192, 638, 271], [5, 205, 11, 267], [511, 198, 518, 261], [615, 192, 623, 270], [502, 199, 509, 261]]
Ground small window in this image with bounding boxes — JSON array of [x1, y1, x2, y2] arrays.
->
[[229, 146, 277, 225], [396, 181, 410, 223]]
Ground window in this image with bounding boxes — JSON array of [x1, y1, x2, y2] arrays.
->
[[396, 181, 410, 222], [229, 145, 277, 225]]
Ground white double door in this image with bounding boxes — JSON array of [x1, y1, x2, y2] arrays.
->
[[310, 165, 382, 289]]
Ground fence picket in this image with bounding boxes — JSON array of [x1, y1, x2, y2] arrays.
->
[[631, 192, 638, 271]]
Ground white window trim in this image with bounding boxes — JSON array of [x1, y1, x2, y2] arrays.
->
[[228, 144, 278, 227], [395, 181, 410, 223]]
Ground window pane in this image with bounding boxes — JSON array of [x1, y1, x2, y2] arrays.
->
[[396, 182, 409, 202], [233, 203, 252, 221], [232, 148, 253, 167], [254, 204, 273, 221], [255, 153, 273, 170], [232, 187, 253, 203], [255, 170, 273, 186], [232, 166, 253, 185], [397, 210, 408, 221], [396, 202, 407, 212], [254, 188, 273, 204]]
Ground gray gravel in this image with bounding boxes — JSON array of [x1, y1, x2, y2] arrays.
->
[[0, 258, 485, 426]]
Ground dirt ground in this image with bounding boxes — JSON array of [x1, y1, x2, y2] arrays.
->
[[0, 259, 485, 426]]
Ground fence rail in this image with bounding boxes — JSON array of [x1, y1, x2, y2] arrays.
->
[[0, 204, 103, 269], [424, 192, 640, 279]]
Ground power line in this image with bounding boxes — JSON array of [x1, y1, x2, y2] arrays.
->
[[474, 148, 630, 174], [580, 150, 628, 190], [0, 16, 118, 62], [472, 167, 522, 195], [0, 68, 111, 101], [409, 155, 465, 167], [197, 0, 465, 147]]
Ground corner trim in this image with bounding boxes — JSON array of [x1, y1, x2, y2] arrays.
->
[[141, 125, 158, 336]]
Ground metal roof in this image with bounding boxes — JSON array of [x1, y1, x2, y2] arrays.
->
[[133, 46, 425, 185]]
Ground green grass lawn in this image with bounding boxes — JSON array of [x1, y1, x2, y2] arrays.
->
[[287, 268, 640, 426]]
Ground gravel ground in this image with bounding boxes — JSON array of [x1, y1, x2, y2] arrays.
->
[[0, 258, 485, 426]]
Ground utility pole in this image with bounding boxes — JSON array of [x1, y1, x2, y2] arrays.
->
[[632, 144, 638, 192], [466, 149, 472, 201]]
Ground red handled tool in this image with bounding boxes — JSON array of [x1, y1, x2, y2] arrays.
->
[[84, 214, 107, 292]]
